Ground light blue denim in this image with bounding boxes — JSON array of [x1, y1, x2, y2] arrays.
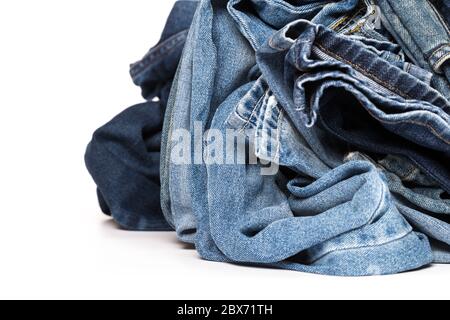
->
[[204, 77, 432, 276], [257, 19, 450, 193], [158, 0, 447, 275], [376, 0, 450, 100], [347, 152, 450, 263]]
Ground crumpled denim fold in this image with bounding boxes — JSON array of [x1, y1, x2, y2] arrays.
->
[[346, 152, 450, 262], [201, 77, 433, 276], [376, 0, 450, 100], [257, 19, 450, 194], [85, 0, 450, 276], [85, 0, 198, 230]]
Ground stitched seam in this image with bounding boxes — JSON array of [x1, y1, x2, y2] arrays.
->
[[228, 6, 258, 50], [274, 108, 284, 161], [361, 105, 450, 145], [434, 52, 450, 71], [238, 93, 266, 133], [329, 16, 349, 30], [131, 31, 188, 76], [309, 181, 389, 264], [431, 43, 450, 56], [315, 42, 414, 99], [427, 0, 450, 36], [311, 229, 415, 264], [254, 0, 328, 13]]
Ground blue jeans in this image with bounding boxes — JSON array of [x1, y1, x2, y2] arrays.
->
[[85, 0, 198, 230], [161, 0, 435, 275], [377, 0, 450, 100], [87, 0, 449, 276], [203, 76, 433, 275], [257, 19, 450, 194], [347, 152, 450, 263]]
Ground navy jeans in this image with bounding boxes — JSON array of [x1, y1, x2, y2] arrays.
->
[[85, 1, 198, 230]]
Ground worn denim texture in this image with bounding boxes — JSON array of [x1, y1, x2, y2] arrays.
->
[[347, 152, 450, 263], [257, 19, 450, 194], [85, 1, 197, 230], [86, 0, 450, 276], [376, 0, 450, 100], [204, 78, 433, 275]]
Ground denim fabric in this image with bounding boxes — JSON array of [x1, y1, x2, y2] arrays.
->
[[347, 152, 450, 263], [202, 77, 433, 276], [185, 0, 353, 261], [85, 0, 197, 230], [376, 0, 450, 100], [87, 0, 450, 276], [380, 156, 450, 263], [257, 20, 450, 195], [161, 0, 259, 245], [437, 0, 450, 28], [160, 0, 434, 275]]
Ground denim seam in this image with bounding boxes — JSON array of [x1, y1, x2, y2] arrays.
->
[[434, 51, 450, 72], [315, 42, 414, 99], [330, 15, 350, 31], [130, 30, 188, 77], [308, 181, 390, 264], [228, 7, 258, 50], [311, 229, 415, 264], [360, 104, 450, 145], [404, 208, 450, 235], [238, 93, 266, 133], [405, 62, 412, 74], [252, 0, 328, 13], [427, 0, 450, 36], [342, 8, 367, 34], [386, 0, 450, 73], [431, 43, 450, 56], [378, 1, 424, 68], [228, 0, 328, 50], [274, 107, 284, 160], [334, 3, 366, 33]]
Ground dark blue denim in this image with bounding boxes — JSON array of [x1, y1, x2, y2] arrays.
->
[[85, 1, 198, 230], [432, 0, 450, 28]]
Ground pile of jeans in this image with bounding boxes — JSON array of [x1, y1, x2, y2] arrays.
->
[[86, 0, 450, 276]]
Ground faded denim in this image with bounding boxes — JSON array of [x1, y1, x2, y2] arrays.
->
[[204, 77, 433, 276], [157, 0, 437, 275], [377, 0, 450, 100], [257, 20, 450, 195], [87, 0, 450, 276], [347, 152, 450, 263]]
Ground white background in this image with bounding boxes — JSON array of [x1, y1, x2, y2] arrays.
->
[[0, 0, 449, 300]]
